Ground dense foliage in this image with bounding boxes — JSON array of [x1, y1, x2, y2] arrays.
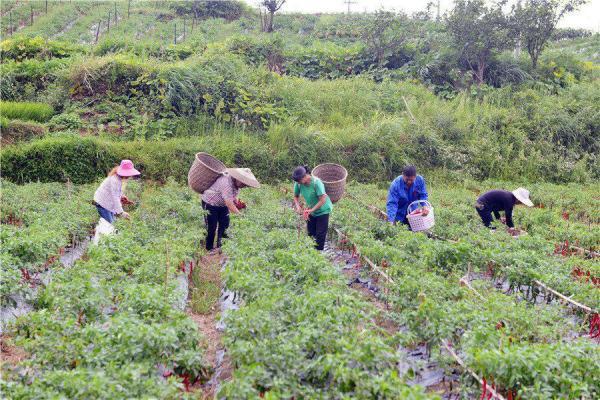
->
[[333, 183, 599, 398], [1, 181, 210, 398], [0, 1, 598, 183]]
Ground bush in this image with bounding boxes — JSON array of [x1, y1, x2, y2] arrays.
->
[[93, 37, 198, 61], [284, 42, 372, 79], [0, 36, 83, 61], [170, 0, 246, 21], [48, 113, 83, 131], [0, 58, 71, 102], [0, 120, 47, 145], [0, 101, 54, 122], [0, 136, 118, 184]]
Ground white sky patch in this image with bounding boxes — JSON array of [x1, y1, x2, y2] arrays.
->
[[245, 0, 600, 32]]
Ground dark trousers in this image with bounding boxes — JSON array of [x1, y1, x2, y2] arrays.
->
[[307, 213, 329, 251], [202, 201, 230, 251], [475, 202, 495, 229]]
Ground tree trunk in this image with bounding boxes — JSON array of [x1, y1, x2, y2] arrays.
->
[[531, 52, 539, 70], [475, 62, 485, 85]]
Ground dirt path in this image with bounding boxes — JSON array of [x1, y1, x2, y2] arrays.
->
[[187, 252, 233, 399]]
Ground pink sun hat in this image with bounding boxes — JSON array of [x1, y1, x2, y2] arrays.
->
[[116, 160, 141, 177]]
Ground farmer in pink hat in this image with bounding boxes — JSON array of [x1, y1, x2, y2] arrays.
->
[[93, 160, 141, 224]]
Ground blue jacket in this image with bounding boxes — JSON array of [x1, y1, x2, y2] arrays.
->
[[386, 175, 428, 223]]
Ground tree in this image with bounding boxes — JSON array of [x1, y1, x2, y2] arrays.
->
[[511, 0, 586, 69], [260, 0, 285, 33], [446, 0, 513, 85], [360, 11, 410, 67]]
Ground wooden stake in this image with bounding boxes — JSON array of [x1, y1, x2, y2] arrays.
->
[[442, 340, 507, 400], [165, 245, 170, 301], [183, 17, 186, 40], [95, 20, 101, 43], [533, 279, 595, 314], [459, 274, 486, 301], [114, 2, 117, 25], [174, 22, 177, 44], [402, 95, 416, 123], [30, 5, 34, 25], [45, 0, 48, 14], [107, 11, 111, 32], [127, 0, 131, 18]]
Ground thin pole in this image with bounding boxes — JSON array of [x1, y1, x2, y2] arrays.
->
[[114, 2, 118, 25], [174, 22, 177, 44], [45, 0, 48, 14], [127, 0, 131, 18], [107, 11, 111, 32], [95, 20, 101, 43], [31, 5, 34, 25], [183, 17, 186, 40]]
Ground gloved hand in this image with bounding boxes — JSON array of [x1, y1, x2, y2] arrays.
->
[[234, 199, 247, 210], [120, 196, 134, 206]]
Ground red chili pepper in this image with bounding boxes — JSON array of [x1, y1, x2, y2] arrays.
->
[[590, 313, 600, 339], [480, 378, 487, 400]]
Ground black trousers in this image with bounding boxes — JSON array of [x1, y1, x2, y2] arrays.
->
[[202, 201, 230, 250], [475, 202, 497, 229], [307, 213, 329, 251]]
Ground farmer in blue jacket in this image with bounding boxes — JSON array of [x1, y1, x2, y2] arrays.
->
[[386, 165, 429, 227]]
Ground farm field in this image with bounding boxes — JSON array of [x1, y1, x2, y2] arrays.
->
[[1, 1, 599, 399], [1, 180, 598, 398]]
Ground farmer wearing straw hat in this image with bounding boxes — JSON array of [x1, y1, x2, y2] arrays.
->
[[475, 188, 533, 230], [386, 165, 429, 228], [93, 160, 141, 224], [202, 168, 260, 252], [292, 165, 333, 251]]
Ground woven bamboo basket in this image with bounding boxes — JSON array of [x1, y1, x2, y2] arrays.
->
[[312, 163, 347, 203], [187, 152, 227, 194]]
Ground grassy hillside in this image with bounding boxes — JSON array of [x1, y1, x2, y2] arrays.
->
[[1, 1, 599, 184]]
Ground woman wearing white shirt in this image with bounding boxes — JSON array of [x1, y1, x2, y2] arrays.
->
[[93, 160, 140, 223]]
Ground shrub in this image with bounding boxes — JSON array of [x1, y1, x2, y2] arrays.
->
[[226, 34, 283, 66], [0, 101, 54, 122], [93, 37, 197, 61], [0, 136, 118, 184], [48, 113, 83, 131], [170, 0, 247, 21], [0, 36, 83, 61], [284, 41, 372, 79], [0, 58, 72, 102], [0, 120, 47, 145]]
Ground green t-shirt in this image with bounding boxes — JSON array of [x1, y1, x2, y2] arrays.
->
[[293, 177, 333, 216]]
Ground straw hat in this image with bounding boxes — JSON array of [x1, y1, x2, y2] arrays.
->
[[227, 168, 260, 188], [512, 187, 533, 207]]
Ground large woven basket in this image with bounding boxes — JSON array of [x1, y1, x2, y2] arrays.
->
[[187, 152, 227, 194], [312, 163, 347, 203]]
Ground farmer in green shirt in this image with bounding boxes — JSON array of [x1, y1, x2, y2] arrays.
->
[[292, 165, 333, 251]]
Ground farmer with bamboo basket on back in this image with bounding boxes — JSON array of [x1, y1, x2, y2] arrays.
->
[[202, 168, 260, 253]]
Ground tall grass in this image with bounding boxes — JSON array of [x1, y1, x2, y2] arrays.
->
[[0, 101, 54, 122]]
